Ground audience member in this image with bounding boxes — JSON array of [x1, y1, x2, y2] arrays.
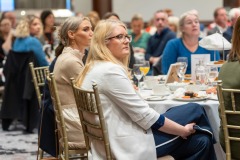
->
[[218, 16, 240, 160], [0, 15, 48, 133], [13, 15, 48, 66], [145, 10, 176, 74], [102, 12, 135, 68], [102, 12, 120, 20], [161, 10, 220, 74], [223, 8, 240, 42], [75, 19, 216, 159], [145, 17, 157, 35], [86, 11, 100, 30], [1, 11, 16, 28], [0, 18, 12, 66], [129, 14, 150, 54], [52, 16, 93, 153], [168, 16, 180, 37], [207, 7, 228, 35], [40, 10, 58, 51]]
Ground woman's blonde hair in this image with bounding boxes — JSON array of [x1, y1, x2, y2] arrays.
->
[[76, 19, 130, 86], [15, 15, 43, 38]]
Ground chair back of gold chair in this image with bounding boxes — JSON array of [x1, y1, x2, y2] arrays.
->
[[217, 80, 240, 160], [47, 73, 87, 160], [71, 79, 112, 160], [29, 62, 49, 108]]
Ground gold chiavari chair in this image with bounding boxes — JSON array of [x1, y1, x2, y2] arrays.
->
[[217, 80, 240, 160]]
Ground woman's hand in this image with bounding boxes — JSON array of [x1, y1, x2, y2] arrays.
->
[[181, 122, 196, 139]]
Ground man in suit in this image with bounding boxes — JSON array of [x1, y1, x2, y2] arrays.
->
[[207, 7, 228, 35]]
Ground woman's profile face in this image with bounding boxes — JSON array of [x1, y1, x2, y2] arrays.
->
[[72, 20, 93, 48], [181, 14, 200, 36], [45, 14, 55, 27], [106, 25, 130, 61], [29, 18, 42, 36]]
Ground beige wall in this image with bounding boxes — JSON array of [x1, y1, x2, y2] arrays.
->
[[73, 0, 223, 21]]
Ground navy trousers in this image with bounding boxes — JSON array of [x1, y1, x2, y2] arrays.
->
[[152, 103, 217, 160]]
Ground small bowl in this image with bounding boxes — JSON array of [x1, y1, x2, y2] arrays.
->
[[166, 83, 187, 92]]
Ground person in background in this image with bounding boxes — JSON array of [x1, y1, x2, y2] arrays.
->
[[0, 15, 48, 132], [168, 16, 180, 37], [145, 17, 157, 35], [86, 10, 100, 30], [1, 11, 16, 29], [40, 10, 58, 51], [102, 12, 135, 69], [129, 14, 150, 54], [12, 15, 48, 66], [0, 18, 12, 66], [223, 8, 240, 42], [145, 10, 176, 75], [218, 16, 240, 160], [76, 19, 216, 159], [161, 10, 220, 74], [102, 12, 120, 20], [207, 7, 228, 35]]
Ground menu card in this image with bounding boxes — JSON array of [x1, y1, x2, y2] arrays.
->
[[191, 54, 210, 81]]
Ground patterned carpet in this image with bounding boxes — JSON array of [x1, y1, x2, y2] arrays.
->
[[0, 122, 38, 160]]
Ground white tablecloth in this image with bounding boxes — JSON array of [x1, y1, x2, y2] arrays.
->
[[140, 90, 226, 160]]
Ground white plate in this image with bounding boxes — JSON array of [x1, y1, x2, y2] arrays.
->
[[144, 96, 166, 101], [173, 96, 208, 102]]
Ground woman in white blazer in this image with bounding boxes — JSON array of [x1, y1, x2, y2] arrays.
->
[[76, 19, 216, 160]]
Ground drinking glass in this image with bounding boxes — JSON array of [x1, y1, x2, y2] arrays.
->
[[177, 57, 188, 82], [133, 64, 144, 90], [207, 66, 218, 86], [139, 61, 150, 76]]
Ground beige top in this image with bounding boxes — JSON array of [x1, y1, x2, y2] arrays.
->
[[53, 47, 85, 146]]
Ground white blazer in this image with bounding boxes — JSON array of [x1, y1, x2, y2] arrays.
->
[[81, 61, 160, 160]]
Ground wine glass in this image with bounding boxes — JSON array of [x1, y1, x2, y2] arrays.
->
[[177, 57, 188, 82], [133, 64, 144, 90], [139, 61, 150, 77], [207, 66, 218, 87]]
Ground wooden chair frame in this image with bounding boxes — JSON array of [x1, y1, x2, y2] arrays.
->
[[29, 62, 49, 108], [217, 80, 240, 160], [71, 79, 112, 160], [47, 73, 87, 160]]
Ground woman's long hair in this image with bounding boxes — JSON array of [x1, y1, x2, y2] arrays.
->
[[228, 16, 240, 62], [76, 19, 130, 86]]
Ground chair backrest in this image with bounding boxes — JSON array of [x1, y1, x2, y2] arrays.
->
[[71, 79, 112, 160], [47, 72, 69, 160], [217, 80, 240, 160], [29, 62, 49, 108]]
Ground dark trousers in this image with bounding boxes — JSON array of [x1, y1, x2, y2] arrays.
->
[[153, 103, 217, 160]]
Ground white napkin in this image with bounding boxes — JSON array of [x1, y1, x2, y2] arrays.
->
[[199, 33, 232, 50], [173, 88, 186, 98]]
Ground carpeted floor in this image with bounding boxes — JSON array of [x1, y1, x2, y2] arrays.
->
[[0, 121, 38, 160]]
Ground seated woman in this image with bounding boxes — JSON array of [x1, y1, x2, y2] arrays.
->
[[128, 14, 150, 54], [12, 15, 49, 66], [75, 19, 216, 159], [218, 16, 240, 160], [161, 10, 220, 74]]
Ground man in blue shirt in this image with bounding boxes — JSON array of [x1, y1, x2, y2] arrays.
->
[[145, 10, 176, 75]]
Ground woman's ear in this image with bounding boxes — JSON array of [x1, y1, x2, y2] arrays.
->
[[67, 30, 75, 40]]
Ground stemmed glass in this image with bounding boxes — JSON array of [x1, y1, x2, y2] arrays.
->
[[177, 57, 188, 83], [207, 66, 218, 86], [133, 64, 144, 91], [139, 61, 150, 77]]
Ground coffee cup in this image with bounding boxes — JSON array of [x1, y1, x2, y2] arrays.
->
[[152, 84, 171, 96]]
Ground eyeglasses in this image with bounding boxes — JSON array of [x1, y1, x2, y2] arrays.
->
[[107, 34, 132, 43]]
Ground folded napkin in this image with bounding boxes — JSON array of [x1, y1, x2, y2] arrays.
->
[[199, 33, 232, 50]]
